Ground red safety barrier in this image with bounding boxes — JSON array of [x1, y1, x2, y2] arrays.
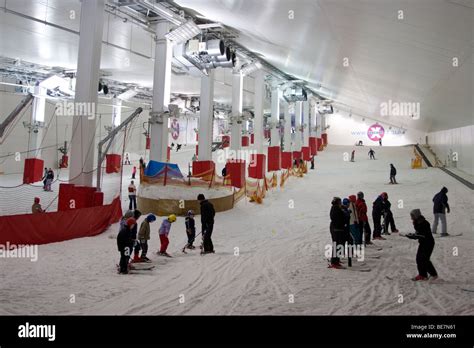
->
[[192, 160, 215, 176], [0, 197, 122, 246], [23, 158, 44, 184], [317, 137, 323, 151], [226, 159, 246, 188], [301, 146, 311, 161], [281, 151, 293, 169], [250, 133, 254, 144], [309, 137, 318, 156], [248, 153, 266, 179], [322, 133, 328, 146], [293, 151, 302, 160], [267, 146, 281, 171], [146, 137, 150, 150], [241, 135, 249, 147], [58, 184, 103, 211], [106, 154, 121, 173]]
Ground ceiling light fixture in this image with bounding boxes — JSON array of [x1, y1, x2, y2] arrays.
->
[[240, 61, 262, 76]]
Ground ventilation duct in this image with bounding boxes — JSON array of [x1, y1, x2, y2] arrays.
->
[[283, 86, 307, 102]]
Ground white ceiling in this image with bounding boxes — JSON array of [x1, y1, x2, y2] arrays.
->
[[0, 0, 472, 132]]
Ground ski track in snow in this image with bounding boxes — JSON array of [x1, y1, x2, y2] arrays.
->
[[0, 145, 473, 315]]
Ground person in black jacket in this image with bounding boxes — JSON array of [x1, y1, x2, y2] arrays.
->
[[198, 194, 216, 253], [406, 209, 438, 281], [432, 187, 450, 236], [372, 193, 386, 240], [389, 164, 397, 184], [117, 217, 136, 274], [185, 210, 196, 249], [382, 193, 399, 234], [329, 197, 345, 268]]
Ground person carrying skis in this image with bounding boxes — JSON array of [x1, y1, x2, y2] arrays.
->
[[368, 148, 375, 160], [432, 187, 450, 236], [406, 209, 438, 281], [158, 214, 176, 257], [381, 192, 398, 234], [185, 210, 196, 249], [329, 197, 345, 269], [198, 194, 216, 254], [389, 164, 397, 184], [138, 214, 156, 261], [117, 217, 136, 274], [356, 191, 373, 245], [372, 193, 386, 240]]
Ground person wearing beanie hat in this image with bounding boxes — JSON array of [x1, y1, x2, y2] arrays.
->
[[198, 194, 216, 254], [117, 217, 137, 274], [138, 214, 156, 261], [31, 197, 44, 214], [185, 210, 196, 250], [432, 187, 450, 236], [406, 209, 438, 281]]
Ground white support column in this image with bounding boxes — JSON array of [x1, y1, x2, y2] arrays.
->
[[149, 20, 172, 163], [316, 111, 322, 138], [69, 0, 105, 186], [231, 72, 243, 153], [111, 97, 122, 154], [303, 100, 310, 146], [198, 69, 215, 161], [29, 84, 46, 159], [253, 70, 265, 154], [321, 114, 326, 134], [270, 85, 281, 147], [309, 100, 317, 137], [294, 101, 303, 151], [283, 101, 292, 152]]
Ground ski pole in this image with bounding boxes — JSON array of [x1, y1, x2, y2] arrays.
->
[[181, 231, 202, 253]]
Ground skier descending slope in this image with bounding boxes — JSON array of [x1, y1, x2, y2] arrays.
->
[[406, 209, 438, 281], [198, 194, 216, 254]]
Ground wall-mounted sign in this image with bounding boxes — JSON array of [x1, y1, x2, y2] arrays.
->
[[367, 123, 385, 141]]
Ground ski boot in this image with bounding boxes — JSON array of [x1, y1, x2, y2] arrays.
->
[[373, 236, 386, 240], [411, 275, 428, 281]]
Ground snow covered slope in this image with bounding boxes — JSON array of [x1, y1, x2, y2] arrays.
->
[[0, 145, 472, 315]]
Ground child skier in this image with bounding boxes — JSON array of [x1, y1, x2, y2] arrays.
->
[[158, 214, 177, 257], [138, 214, 156, 261], [406, 209, 438, 281], [185, 210, 196, 249], [117, 217, 136, 274]]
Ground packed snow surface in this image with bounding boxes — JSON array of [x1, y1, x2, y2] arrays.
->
[[0, 145, 473, 315]]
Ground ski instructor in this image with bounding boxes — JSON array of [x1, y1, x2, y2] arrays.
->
[[198, 193, 216, 254]]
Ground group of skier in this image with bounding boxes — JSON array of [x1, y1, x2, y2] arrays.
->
[[329, 186, 451, 281], [116, 193, 215, 274]]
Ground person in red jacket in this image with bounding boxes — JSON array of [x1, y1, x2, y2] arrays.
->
[[355, 191, 373, 245]]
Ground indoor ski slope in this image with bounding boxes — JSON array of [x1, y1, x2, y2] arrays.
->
[[0, 145, 473, 315]]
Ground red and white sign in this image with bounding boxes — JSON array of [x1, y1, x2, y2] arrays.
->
[[367, 124, 385, 141], [171, 118, 180, 140]]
